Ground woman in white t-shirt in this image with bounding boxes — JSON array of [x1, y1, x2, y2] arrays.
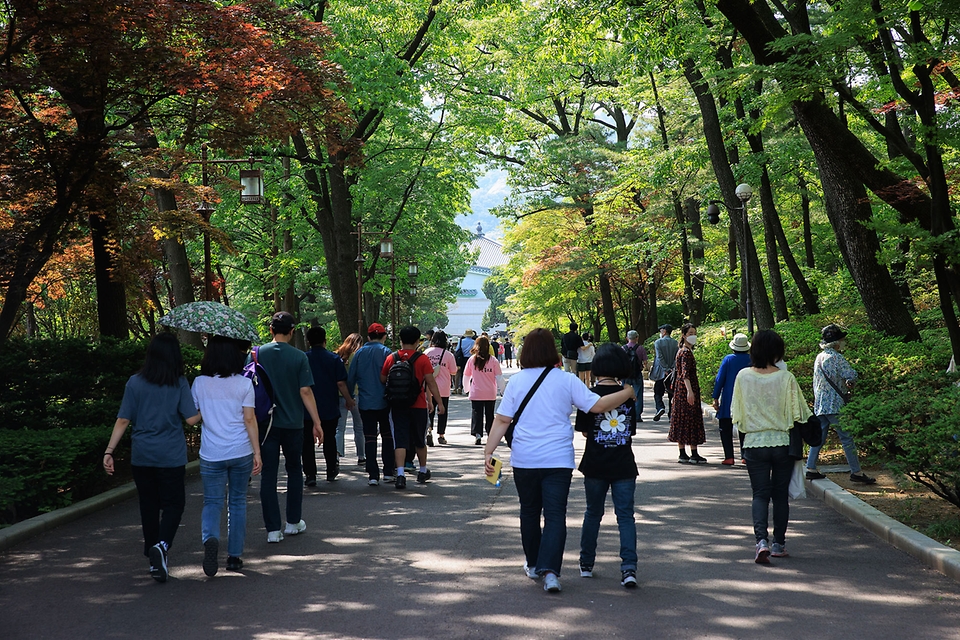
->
[[191, 336, 262, 576], [482, 328, 634, 593], [425, 331, 458, 445]]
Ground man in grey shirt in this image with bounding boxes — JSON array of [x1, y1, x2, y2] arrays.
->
[[649, 324, 678, 421]]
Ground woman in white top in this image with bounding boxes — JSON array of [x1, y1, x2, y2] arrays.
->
[[730, 330, 811, 564], [577, 332, 595, 385], [191, 336, 263, 576], [483, 328, 635, 593], [425, 331, 458, 445]]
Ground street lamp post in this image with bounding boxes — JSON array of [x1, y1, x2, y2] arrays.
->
[[193, 143, 264, 301], [352, 223, 393, 336], [407, 260, 418, 324], [706, 182, 755, 334]]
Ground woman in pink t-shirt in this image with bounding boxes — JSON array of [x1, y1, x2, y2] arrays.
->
[[464, 335, 503, 445], [425, 331, 458, 445]]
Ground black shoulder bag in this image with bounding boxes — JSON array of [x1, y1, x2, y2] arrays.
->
[[504, 367, 553, 448]]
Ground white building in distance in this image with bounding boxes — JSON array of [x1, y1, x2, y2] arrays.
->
[[443, 224, 510, 336]]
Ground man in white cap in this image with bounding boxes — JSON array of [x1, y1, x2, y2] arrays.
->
[[712, 333, 752, 465]]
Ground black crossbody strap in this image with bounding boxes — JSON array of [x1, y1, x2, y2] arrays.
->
[[505, 367, 553, 449]]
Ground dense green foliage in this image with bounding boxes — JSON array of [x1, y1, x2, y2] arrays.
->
[[0, 338, 202, 523]]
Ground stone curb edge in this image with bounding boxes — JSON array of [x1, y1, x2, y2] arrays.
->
[[0, 460, 201, 554], [807, 476, 960, 583]]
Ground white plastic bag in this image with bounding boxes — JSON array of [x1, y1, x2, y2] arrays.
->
[[788, 460, 806, 500]]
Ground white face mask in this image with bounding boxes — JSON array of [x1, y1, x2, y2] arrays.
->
[[686, 335, 698, 346]]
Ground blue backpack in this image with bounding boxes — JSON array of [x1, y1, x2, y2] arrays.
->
[[243, 346, 275, 443]]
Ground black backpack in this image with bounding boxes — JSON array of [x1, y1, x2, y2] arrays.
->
[[623, 344, 643, 379], [384, 351, 424, 408]]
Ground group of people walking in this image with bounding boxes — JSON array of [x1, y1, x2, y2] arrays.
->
[[104, 311, 870, 586]]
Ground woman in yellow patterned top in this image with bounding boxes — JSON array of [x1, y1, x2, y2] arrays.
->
[[731, 330, 812, 564]]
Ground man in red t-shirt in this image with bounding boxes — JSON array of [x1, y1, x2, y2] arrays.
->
[[380, 326, 445, 489]]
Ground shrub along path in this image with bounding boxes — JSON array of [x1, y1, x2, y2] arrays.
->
[[1, 379, 959, 639]]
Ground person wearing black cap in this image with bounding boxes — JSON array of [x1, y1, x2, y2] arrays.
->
[[650, 324, 678, 421], [256, 312, 323, 543], [806, 324, 875, 484]]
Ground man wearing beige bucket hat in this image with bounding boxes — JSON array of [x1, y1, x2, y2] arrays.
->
[[712, 333, 752, 465]]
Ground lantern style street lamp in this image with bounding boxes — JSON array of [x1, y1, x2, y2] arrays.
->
[[240, 168, 265, 205]]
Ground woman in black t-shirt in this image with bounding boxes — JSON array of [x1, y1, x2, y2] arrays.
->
[[574, 343, 640, 588]]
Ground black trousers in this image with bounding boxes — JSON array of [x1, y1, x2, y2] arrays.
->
[[131, 465, 185, 557], [360, 408, 394, 480], [471, 400, 496, 437], [303, 418, 339, 480]]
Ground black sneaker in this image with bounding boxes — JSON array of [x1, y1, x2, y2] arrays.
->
[[149, 543, 168, 583], [806, 470, 826, 480], [475, 435, 482, 445], [226, 556, 243, 572], [850, 472, 876, 484], [395, 475, 407, 490], [654, 409, 665, 422], [416, 470, 431, 484], [305, 476, 317, 487], [437, 435, 447, 445], [427, 432, 434, 447], [621, 570, 638, 588], [203, 538, 219, 577], [678, 451, 690, 464], [689, 453, 707, 464]]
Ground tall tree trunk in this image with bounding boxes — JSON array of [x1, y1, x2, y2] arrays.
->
[[89, 212, 129, 339], [798, 175, 815, 268], [683, 59, 774, 330], [757, 170, 788, 321], [715, 0, 920, 340]]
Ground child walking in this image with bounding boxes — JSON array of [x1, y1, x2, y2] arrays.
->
[[574, 343, 640, 588]]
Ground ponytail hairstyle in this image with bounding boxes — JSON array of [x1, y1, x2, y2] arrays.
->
[[472, 335, 491, 369]]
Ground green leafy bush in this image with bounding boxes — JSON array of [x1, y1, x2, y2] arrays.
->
[[0, 337, 203, 523], [0, 426, 119, 523], [842, 370, 960, 510]]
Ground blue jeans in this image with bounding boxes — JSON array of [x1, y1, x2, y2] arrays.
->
[[625, 378, 644, 419], [579, 477, 638, 572], [338, 397, 365, 458], [513, 468, 573, 576], [259, 427, 304, 532], [200, 454, 254, 558], [744, 445, 792, 545], [806, 414, 862, 474]]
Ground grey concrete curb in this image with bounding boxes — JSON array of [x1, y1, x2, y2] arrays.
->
[[0, 459, 200, 554], [807, 476, 960, 583]]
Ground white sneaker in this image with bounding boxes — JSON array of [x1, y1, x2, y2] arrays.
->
[[523, 563, 538, 579], [368, 478, 379, 486], [284, 520, 306, 536], [383, 475, 394, 483], [266, 530, 284, 543], [543, 572, 562, 592]]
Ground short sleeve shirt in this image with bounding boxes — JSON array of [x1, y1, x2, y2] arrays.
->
[[256, 341, 314, 429], [575, 384, 638, 480], [381, 350, 434, 409], [117, 374, 196, 467], [192, 374, 255, 462], [425, 347, 456, 399], [496, 367, 600, 469], [464, 354, 502, 401], [305, 347, 348, 421]]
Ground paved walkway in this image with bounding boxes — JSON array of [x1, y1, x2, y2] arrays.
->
[[2, 375, 959, 639]]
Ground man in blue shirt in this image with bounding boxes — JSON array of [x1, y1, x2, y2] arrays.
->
[[347, 323, 394, 486], [303, 326, 354, 485]]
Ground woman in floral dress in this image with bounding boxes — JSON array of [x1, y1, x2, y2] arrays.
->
[[668, 323, 706, 463]]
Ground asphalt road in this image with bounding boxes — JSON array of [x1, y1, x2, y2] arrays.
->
[[1, 372, 958, 639]]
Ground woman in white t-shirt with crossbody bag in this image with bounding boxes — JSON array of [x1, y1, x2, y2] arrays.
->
[[191, 336, 263, 577], [483, 329, 634, 593]]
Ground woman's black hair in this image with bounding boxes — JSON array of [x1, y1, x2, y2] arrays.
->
[[200, 335, 247, 377], [750, 329, 785, 369], [139, 332, 185, 387], [591, 343, 632, 379], [431, 330, 449, 350]]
